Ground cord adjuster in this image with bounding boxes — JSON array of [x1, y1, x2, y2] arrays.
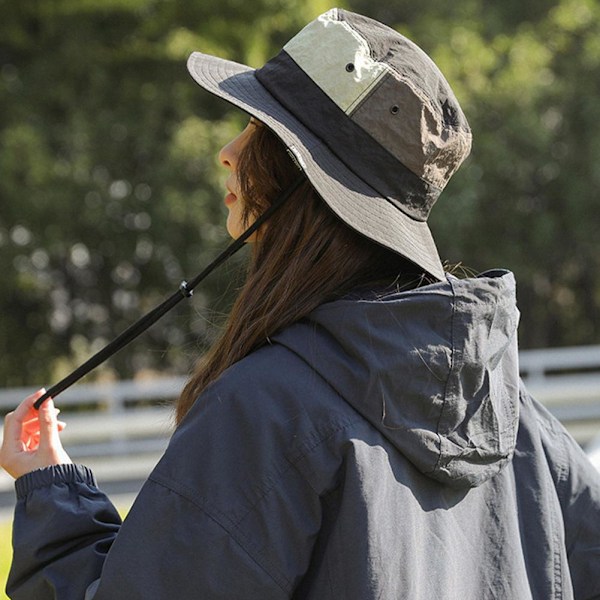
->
[[179, 280, 193, 298]]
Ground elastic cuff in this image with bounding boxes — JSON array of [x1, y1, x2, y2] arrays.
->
[[15, 464, 97, 499]]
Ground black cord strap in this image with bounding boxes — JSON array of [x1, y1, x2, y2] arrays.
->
[[34, 174, 305, 409]]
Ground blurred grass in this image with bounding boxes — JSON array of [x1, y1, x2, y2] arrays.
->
[[1, 518, 12, 600]]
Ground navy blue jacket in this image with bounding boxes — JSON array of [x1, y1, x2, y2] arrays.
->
[[7, 271, 600, 598]]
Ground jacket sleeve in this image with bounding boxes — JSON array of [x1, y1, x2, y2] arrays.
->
[[7, 464, 121, 600], [7, 347, 336, 599], [553, 418, 600, 599], [526, 389, 600, 600]]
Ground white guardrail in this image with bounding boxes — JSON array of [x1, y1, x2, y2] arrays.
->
[[1, 345, 600, 494], [0, 378, 183, 495]]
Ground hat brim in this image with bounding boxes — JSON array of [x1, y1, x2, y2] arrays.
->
[[187, 52, 446, 281]]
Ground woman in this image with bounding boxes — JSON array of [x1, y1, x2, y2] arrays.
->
[[2, 8, 600, 599]]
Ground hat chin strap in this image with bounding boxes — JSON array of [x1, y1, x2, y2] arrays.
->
[[34, 173, 305, 410]]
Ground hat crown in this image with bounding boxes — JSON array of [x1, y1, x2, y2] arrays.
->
[[279, 9, 472, 194]]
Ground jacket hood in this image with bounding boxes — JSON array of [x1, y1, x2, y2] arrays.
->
[[273, 270, 521, 488]]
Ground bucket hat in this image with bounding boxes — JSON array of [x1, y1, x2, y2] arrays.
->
[[187, 8, 472, 281]]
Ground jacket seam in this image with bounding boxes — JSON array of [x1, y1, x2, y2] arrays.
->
[[148, 472, 292, 594], [149, 413, 364, 594], [281, 336, 345, 400], [283, 415, 366, 494], [525, 388, 567, 597], [544, 411, 591, 558], [549, 444, 565, 599], [432, 275, 457, 474], [272, 337, 368, 432], [225, 410, 363, 527]]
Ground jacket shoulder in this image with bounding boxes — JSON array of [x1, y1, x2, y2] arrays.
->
[[194, 341, 360, 435], [154, 341, 363, 508]]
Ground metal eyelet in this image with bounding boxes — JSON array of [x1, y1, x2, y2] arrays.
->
[[345, 63, 355, 72], [390, 105, 400, 115]]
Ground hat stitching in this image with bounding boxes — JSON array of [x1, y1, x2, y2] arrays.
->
[[283, 15, 392, 116], [346, 70, 390, 117], [196, 52, 435, 209], [341, 15, 470, 140], [254, 52, 442, 213], [330, 19, 395, 115]]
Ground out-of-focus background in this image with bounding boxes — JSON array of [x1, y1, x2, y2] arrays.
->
[[1, 0, 600, 592]]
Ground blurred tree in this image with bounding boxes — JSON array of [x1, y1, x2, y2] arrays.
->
[[0, 0, 599, 390], [0, 0, 330, 387]]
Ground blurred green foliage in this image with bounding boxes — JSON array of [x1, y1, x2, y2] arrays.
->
[[0, 0, 599, 387], [0, 518, 11, 600]]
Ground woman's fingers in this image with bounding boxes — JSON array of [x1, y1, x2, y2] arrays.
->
[[14, 410, 65, 453], [37, 398, 61, 450], [36, 397, 73, 467], [3, 389, 45, 453], [13, 389, 44, 420], [1, 389, 72, 479], [1, 389, 46, 477], [26, 434, 40, 451]]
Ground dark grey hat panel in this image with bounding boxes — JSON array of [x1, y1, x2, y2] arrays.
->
[[256, 52, 439, 221], [351, 74, 469, 189], [340, 9, 471, 136], [339, 10, 472, 187]]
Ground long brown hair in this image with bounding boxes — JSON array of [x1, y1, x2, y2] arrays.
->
[[176, 123, 433, 424]]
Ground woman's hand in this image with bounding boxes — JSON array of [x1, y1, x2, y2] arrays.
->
[[0, 389, 72, 479]]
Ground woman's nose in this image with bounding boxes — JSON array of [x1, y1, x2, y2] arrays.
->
[[218, 131, 243, 170], [218, 141, 233, 170]]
